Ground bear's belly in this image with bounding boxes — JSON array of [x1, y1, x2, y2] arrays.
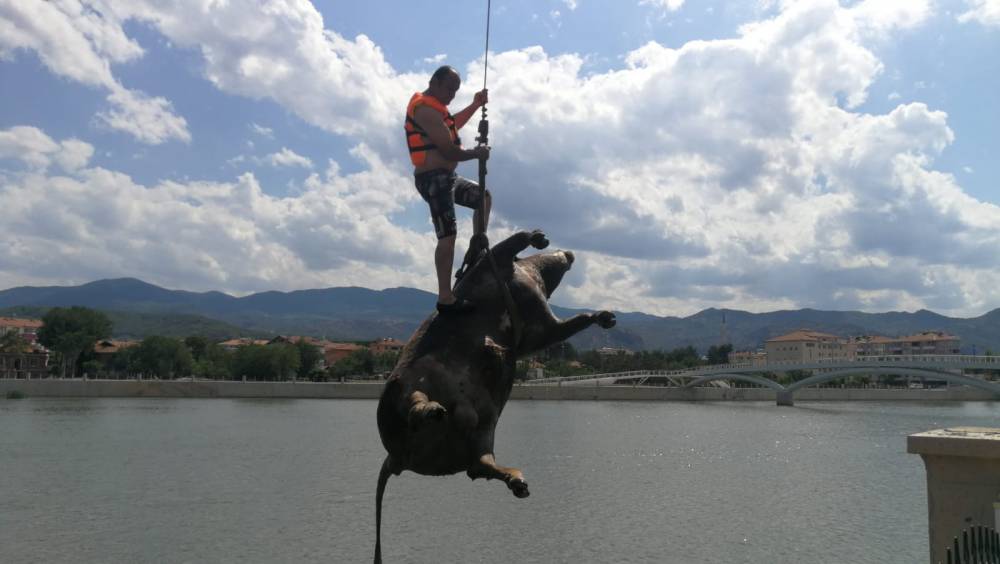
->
[[404, 425, 476, 476]]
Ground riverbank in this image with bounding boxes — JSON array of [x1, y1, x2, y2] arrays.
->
[[1, 378, 996, 402]]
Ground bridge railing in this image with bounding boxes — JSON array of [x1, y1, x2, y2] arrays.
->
[[525, 369, 693, 385], [526, 355, 1000, 385], [664, 355, 1000, 375]]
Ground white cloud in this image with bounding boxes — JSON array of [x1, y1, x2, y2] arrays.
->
[[639, 0, 685, 12], [467, 0, 999, 316], [266, 147, 313, 169], [98, 86, 191, 145], [563, 0, 578, 10], [250, 123, 274, 138], [422, 53, 447, 65], [0, 138, 433, 295], [2, 0, 998, 318], [958, 0, 1000, 26], [0, 0, 190, 144], [55, 139, 96, 171], [849, 0, 932, 35], [0, 126, 93, 171], [96, 0, 416, 149], [0, 126, 59, 169]]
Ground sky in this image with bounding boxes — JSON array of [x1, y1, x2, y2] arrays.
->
[[0, 0, 998, 318]]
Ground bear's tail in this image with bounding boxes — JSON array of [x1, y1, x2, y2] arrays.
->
[[374, 455, 392, 564]]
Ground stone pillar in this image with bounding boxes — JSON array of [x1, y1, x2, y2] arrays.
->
[[775, 390, 794, 406], [907, 427, 1000, 564]]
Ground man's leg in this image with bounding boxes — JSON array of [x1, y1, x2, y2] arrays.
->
[[435, 234, 457, 304], [416, 171, 471, 312], [435, 233, 474, 313]]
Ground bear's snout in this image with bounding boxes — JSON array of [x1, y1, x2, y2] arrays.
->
[[563, 250, 575, 266]]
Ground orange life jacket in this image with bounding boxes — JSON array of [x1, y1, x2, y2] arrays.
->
[[405, 92, 461, 167]]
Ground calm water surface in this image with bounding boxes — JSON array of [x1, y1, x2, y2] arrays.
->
[[2, 398, 999, 563]]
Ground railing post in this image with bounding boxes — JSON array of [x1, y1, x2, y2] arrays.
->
[[908, 428, 1000, 564]]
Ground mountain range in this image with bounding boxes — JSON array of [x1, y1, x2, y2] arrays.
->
[[2, 278, 999, 352]]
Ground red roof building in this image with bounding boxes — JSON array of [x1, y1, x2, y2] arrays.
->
[[321, 342, 365, 366], [0, 317, 43, 338], [370, 337, 406, 355]]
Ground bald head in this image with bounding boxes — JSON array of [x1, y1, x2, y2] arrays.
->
[[430, 65, 459, 84], [426, 65, 461, 105]]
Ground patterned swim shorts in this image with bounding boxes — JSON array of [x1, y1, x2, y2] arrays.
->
[[414, 169, 485, 239]]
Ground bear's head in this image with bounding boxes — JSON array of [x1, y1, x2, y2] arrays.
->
[[519, 250, 574, 299]]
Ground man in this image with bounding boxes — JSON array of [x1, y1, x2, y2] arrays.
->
[[406, 65, 491, 314]]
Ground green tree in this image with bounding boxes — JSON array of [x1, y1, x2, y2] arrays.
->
[[705, 344, 733, 365], [193, 343, 232, 380], [37, 307, 113, 378], [0, 331, 28, 352], [184, 336, 209, 361], [135, 336, 194, 379], [232, 345, 270, 380], [111, 346, 140, 378], [47, 351, 64, 377], [667, 346, 701, 368], [81, 358, 104, 378], [569, 345, 701, 375], [543, 341, 578, 362], [232, 344, 300, 381], [373, 351, 400, 376], [329, 348, 374, 380], [774, 369, 810, 385], [295, 340, 322, 381], [271, 343, 301, 381]]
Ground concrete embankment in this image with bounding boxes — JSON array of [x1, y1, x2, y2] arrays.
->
[[1, 379, 995, 402], [0, 379, 383, 399]]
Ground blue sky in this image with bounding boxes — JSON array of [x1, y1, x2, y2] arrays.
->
[[0, 0, 998, 317]]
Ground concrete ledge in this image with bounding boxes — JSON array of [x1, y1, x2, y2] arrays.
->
[[0, 379, 385, 399], [2, 380, 997, 402], [909, 427, 1000, 459], [909, 427, 1000, 563]]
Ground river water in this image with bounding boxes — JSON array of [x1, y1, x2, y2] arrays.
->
[[1, 398, 998, 563]]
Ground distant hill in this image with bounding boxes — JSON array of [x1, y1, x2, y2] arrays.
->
[[2, 278, 998, 352], [0, 305, 262, 340], [0, 278, 430, 341], [615, 307, 1000, 353]]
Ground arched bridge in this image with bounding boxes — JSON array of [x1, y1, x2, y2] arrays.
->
[[524, 355, 1000, 406]]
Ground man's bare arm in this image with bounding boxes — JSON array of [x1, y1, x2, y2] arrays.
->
[[413, 106, 488, 162], [453, 89, 488, 130]]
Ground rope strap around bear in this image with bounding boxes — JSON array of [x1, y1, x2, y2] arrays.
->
[[452, 0, 523, 363], [482, 235, 523, 357]]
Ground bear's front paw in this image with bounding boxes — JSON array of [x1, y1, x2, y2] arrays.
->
[[529, 230, 549, 250], [594, 310, 616, 329], [508, 478, 530, 498]]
